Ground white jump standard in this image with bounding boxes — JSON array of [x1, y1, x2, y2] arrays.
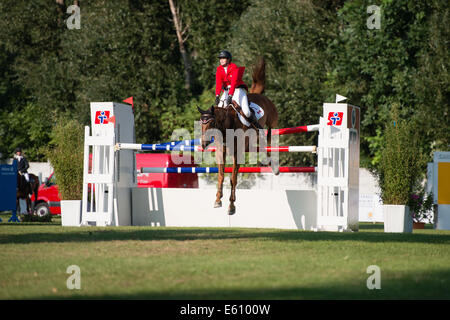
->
[[78, 100, 360, 231]]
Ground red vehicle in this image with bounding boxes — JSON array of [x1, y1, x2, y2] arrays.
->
[[136, 153, 198, 188], [32, 154, 198, 216], [31, 172, 61, 216]]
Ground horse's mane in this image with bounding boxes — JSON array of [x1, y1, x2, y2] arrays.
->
[[250, 57, 266, 94], [213, 106, 238, 133]]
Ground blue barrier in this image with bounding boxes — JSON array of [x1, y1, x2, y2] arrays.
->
[[0, 160, 19, 223]]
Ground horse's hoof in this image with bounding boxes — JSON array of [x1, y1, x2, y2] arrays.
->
[[272, 165, 280, 176], [228, 206, 236, 215], [214, 201, 222, 208]]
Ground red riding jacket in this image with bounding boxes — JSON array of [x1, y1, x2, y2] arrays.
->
[[215, 62, 248, 97]]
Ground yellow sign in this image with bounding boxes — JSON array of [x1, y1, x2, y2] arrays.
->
[[438, 162, 450, 204]]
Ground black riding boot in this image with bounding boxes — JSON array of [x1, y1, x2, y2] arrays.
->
[[249, 112, 262, 129]]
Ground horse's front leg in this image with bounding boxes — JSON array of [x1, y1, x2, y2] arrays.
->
[[214, 147, 226, 208], [215, 163, 224, 208], [228, 157, 239, 215]]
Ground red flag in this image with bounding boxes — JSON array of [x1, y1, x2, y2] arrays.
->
[[106, 115, 116, 126], [123, 96, 134, 112]]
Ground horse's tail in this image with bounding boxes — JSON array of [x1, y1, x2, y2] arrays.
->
[[250, 57, 266, 94]]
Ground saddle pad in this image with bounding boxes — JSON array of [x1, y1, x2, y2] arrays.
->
[[236, 102, 264, 127], [250, 102, 264, 120]]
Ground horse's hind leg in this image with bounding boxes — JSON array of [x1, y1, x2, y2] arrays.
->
[[215, 163, 224, 208], [228, 158, 239, 215]]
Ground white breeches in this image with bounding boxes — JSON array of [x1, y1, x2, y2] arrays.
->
[[24, 173, 29, 182], [218, 87, 251, 117]]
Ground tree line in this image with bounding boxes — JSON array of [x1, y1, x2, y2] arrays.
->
[[0, 0, 448, 171]]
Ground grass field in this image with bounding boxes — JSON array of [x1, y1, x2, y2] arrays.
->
[[1, 212, 449, 300]]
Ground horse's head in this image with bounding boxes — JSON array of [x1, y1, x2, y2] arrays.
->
[[197, 105, 216, 149]]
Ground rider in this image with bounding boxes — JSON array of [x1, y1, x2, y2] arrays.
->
[[14, 147, 30, 182], [214, 50, 260, 127]]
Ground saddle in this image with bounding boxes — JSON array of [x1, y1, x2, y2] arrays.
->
[[230, 101, 263, 130]]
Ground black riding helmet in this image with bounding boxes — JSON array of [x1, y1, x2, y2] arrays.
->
[[218, 50, 232, 61], [15, 147, 22, 153]]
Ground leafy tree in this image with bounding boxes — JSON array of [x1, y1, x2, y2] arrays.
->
[[0, 1, 66, 160], [375, 104, 426, 205], [59, 1, 188, 143], [46, 118, 84, 200], [412, 0, 450, 154], [0, 0, 68, 112], [0, 0, 446, 172], [327, 0, 434, 167], [0, 103, 55, 160], [178, 0, 250, 94]]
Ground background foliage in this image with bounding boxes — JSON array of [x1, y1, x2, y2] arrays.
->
[[45, 119, 84, 200], [0, 0, 448, 181], [375, 105, 426, 205]]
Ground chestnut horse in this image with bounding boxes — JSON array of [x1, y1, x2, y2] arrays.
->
[[17, 173, 39, 214], [197, 57, 278, 215]]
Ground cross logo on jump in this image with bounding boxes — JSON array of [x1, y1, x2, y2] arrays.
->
[[98, 112, 107, 123], [330, 113, 340, 124], [95, 110, 110, 124], [327, 112, 344, 126]]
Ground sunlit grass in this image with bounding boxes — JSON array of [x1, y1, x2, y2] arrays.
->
[[0, 213, 449, 299]]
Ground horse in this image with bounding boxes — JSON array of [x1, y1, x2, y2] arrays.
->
[[16, 173, 39, 215], [197, 57, 278, 215]]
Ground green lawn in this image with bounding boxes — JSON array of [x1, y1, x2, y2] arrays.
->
[[0, 212, 449, 299]]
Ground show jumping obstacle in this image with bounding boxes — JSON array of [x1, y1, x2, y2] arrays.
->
[[78, 100, 360, 231], [131, 123, 319, 150], [117, 143, 317, 153], [138, 167, 317, 174]]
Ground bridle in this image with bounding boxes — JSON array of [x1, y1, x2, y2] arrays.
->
[[201, 114, 215, 126]]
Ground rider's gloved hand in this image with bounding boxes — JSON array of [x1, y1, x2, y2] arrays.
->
[[226, 95, 233, 106], [214, 95, 220, 106]]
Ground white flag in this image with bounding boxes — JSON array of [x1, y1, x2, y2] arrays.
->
[[336, 94, 347, 103]]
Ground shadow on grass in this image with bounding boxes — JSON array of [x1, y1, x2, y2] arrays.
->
[[0, 214, 61, 226], [359, 223, 384, 230], [24, 268, 450, 300], [0, 224, 449, 245]]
